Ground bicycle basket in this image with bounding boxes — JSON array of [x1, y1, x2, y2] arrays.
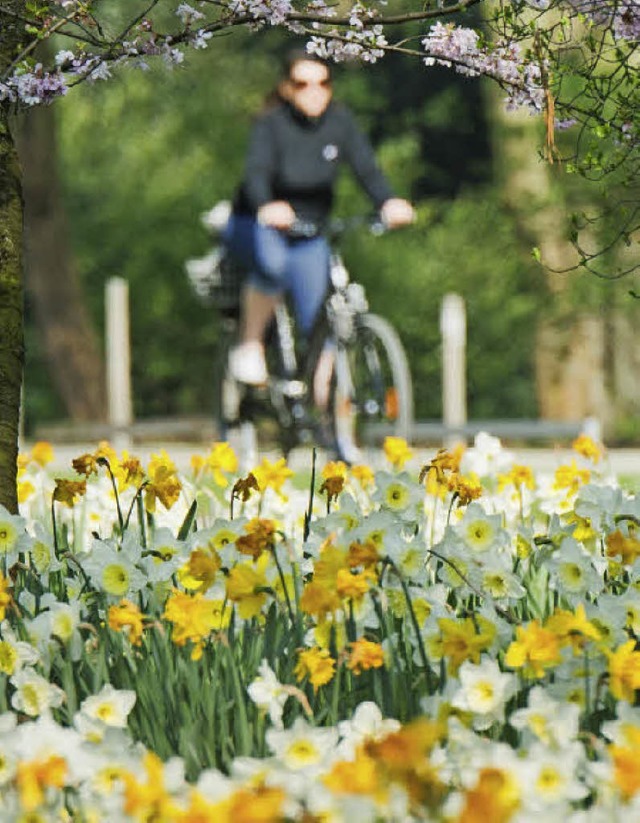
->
[[185, 247, 243, 310]]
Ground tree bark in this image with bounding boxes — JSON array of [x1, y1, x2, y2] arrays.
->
[[0, 117, 24, 514], [0, 2, 27, 513], [17, 101, 106, 423], [486, 85, 617, 430]]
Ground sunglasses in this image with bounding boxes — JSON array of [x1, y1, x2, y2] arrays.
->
[[289, 78, 332, 90]]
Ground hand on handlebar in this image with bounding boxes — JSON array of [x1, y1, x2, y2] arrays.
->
[[257, 201, 296, 230], [380, 198, 416, 229]]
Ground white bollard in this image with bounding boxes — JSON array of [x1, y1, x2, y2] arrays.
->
[[440, 293, 467, 447], [106, 277, 133, 451], [582, 416, 602, 443]]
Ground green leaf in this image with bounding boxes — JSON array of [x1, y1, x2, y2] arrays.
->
[[177, 500, 197, 540]]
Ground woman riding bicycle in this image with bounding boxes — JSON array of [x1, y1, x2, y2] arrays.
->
[[224, 48, 415, 386]]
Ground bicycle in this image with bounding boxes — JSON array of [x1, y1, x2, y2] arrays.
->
[[185, 203, 414, 465]]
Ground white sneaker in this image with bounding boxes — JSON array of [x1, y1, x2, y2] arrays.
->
[[228, 341, 268, 385]]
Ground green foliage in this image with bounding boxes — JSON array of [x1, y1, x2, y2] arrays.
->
[[340, 190, 542, 420], [54, 39, 277, 418], [32, 29, 629, 430], [31, 33, 512, 427]]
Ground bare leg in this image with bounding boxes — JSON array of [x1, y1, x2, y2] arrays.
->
[[240, 285, 280, 344]]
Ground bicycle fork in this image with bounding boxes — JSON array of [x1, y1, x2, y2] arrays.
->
[[273, 303, 308, 428]]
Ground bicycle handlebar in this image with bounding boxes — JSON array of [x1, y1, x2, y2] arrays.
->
[[200, 201, 389, 241], [288, 214, 387, 241]]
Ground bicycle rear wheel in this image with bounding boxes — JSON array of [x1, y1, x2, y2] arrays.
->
[[331, 313, 414, 463]]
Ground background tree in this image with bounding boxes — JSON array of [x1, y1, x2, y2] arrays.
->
[[0, 0, 29, 513], [17, 94, 106, 423]]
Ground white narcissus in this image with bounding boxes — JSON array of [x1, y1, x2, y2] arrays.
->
[[81, 536, 146, 599], [451, 659, 515, 731], [80, 684, 137, 729], [266, 717, 338, 772], [510, 686, 580, 749], [247, 659, 290, 729], [10, 668, 65, 717], [0, 504, 28, 565]]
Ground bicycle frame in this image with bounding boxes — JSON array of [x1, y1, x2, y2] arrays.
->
[[265, 255, 347, 430], [195, 211, 414, 460]]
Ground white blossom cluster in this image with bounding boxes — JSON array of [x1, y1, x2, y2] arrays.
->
[[564, 0, 640, 41], [175, 2, 205, 25], [422, 23, 546, 112], [305, 1, 387, 62], [0, 65, 68, 106], [307, 25, 388, 63], [229, 0, 295, 26]]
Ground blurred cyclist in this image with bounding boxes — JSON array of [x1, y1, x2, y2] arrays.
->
[[225, 48, 415, 385]]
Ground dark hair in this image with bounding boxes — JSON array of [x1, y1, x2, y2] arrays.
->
[[281, 48, 331, 81]]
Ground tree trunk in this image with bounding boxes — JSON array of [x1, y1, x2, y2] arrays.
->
[[0, 116, 24, 513], [486, 86, 616, 430], [0, 2, 27, 513], [17, 81, 106, 423]]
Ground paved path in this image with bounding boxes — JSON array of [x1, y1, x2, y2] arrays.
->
[[21, 438, 640, 480]]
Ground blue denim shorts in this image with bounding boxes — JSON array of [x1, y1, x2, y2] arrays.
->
[[223, 214, 330, 334]]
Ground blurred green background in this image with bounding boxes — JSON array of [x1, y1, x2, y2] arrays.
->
[[20, 25, 640, 442]]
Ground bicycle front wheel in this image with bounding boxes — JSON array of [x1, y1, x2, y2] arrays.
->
[[331, 313, 414, 463]]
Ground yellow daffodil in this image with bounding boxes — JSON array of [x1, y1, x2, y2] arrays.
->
[[300, 581, 341, 619], [572, 433, 603, 463], [123, 751, 182, 820], [498, 464, 535, 492], [606, 528, 640, 566], [504, 621, 562, 679], [420, 446, 464, 484], [225, 785, 287, 822], [252, 456, 294, 496], [364, 717, 445, 805], [0, 571, 12, 622], [552, 461, 591, 497], [347, 539, 380, 570], [72, 452, 100, 477], [108, 600, 147, 646], [294, 646, 336, 691], [0, 641, 18, 675], [117, 454, 146, 490], [610, 728, 640, 799], [336, 567, 376, 602], [163, 589, 231, 659], [16, 755, 68, 812], [206, 441, 239, 486], [458, 766, 520, 823], [314, 544, 349, 588], [322, 460, 348, 480], [433, 617, 495, 676], [351, 463, 375, 488], [17, 479, 36, 504], [383, 436, 413, 469], [29, 441, 55, 467], [52, 478, 87, 507], [235, 518, 277, 560], [606, 640, 640, 702], [448, 471, 483, 506], [178, 549, 221, 592], [324, 749, 386, 799], [144, 451, 182, 512], [347, 638, 385, 674], [320, 475, 345, 504], [545, 604, 601, 652], [225, 555, 271, 620]]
